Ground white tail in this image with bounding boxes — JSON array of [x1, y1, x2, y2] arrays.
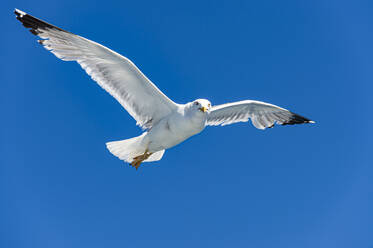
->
[[106, 133, 165, 163]]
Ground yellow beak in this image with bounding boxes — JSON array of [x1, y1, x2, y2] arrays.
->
[[199, 107, 207, 112]]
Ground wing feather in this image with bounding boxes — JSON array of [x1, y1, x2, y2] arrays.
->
[[15, 9, 178, 129], [207, 100, 314, 130]]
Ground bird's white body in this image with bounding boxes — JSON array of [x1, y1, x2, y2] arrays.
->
[[143, 103, 207, 152], [105, 101, 210, 164], [15, 9, 314, 169]]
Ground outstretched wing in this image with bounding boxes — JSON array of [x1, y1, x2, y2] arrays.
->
[[207, 100, 314, 130], [15, 9, 178, 129]]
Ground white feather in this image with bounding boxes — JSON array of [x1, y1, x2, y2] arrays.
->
[[207, 100, 314, 129], [36, 27, 177, 129]]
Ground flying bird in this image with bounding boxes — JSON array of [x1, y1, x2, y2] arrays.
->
[[14, 9, 314, 169]]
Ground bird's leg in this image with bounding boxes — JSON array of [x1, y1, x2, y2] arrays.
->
[[130, 150, 152, 170], [130, 159, 142, 170]]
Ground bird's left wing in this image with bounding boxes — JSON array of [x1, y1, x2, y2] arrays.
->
[[207, 100, 314, 129], [14, 9, 178, 130]]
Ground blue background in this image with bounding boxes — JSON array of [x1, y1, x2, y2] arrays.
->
[[1, 0, 372, 247]]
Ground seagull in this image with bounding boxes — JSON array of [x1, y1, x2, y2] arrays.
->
[[15, 9, 315, 169]]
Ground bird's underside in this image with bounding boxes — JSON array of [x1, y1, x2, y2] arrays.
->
[[14, 9, 315, 170]]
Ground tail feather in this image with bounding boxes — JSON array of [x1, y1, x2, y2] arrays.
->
[[146, 150, 165, 162], [106, 134, 164, 163]]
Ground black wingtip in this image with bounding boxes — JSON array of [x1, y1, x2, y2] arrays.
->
[[14, 8, 68, 35], [14, 8, 25, 17], [281, 112, 315, 126]]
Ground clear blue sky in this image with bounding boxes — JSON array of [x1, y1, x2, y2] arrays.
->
[[1, 0, 372, 247]]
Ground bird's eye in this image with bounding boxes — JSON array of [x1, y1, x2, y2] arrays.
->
[[208, 103, 211, 107], [194, 102, 199, 105]]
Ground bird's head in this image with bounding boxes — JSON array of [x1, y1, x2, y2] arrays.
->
[[191, 99, 211, 113]]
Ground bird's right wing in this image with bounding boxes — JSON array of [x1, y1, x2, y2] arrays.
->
[[207, 100, 314, 129], [15, 9, 178, 130]]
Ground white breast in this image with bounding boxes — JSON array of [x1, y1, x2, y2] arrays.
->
[[144, 105, 207, 152]]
